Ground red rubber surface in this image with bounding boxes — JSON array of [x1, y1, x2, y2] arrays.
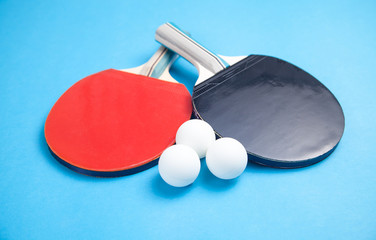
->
[[45, 69, 192, 173]]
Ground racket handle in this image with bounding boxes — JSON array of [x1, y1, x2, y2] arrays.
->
[[140, 46, 177, 78], [155, 23, 227, 79]]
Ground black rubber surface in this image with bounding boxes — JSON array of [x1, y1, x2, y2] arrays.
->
[[193, 55, 345, 168]]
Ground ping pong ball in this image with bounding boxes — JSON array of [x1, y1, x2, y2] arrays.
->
[[206, 137, 248, 180], [158, 145, 201, 187], [176, 119, 216, 158]]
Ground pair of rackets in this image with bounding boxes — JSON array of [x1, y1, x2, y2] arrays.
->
[[45, 23, 345, 177]]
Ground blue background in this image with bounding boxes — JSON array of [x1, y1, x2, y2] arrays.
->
[[1, 0, 375, 239]]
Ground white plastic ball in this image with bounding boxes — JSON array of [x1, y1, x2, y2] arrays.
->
[[206, 137, 248, 180], [158, 145, 201, 187], [176, 119, 216, 158]]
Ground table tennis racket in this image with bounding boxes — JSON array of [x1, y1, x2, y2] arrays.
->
[[45, 46, 192, 177], [155, 22, 345, 168]]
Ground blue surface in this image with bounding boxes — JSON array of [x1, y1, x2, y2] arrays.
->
[[1, 0, 376, 239]]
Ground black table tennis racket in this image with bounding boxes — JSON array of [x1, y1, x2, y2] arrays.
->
[[155, 22, 345, 168]]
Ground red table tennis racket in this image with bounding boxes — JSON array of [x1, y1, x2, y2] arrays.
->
[[45, 46, 192, 177], [156, 23, 344, 168]]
